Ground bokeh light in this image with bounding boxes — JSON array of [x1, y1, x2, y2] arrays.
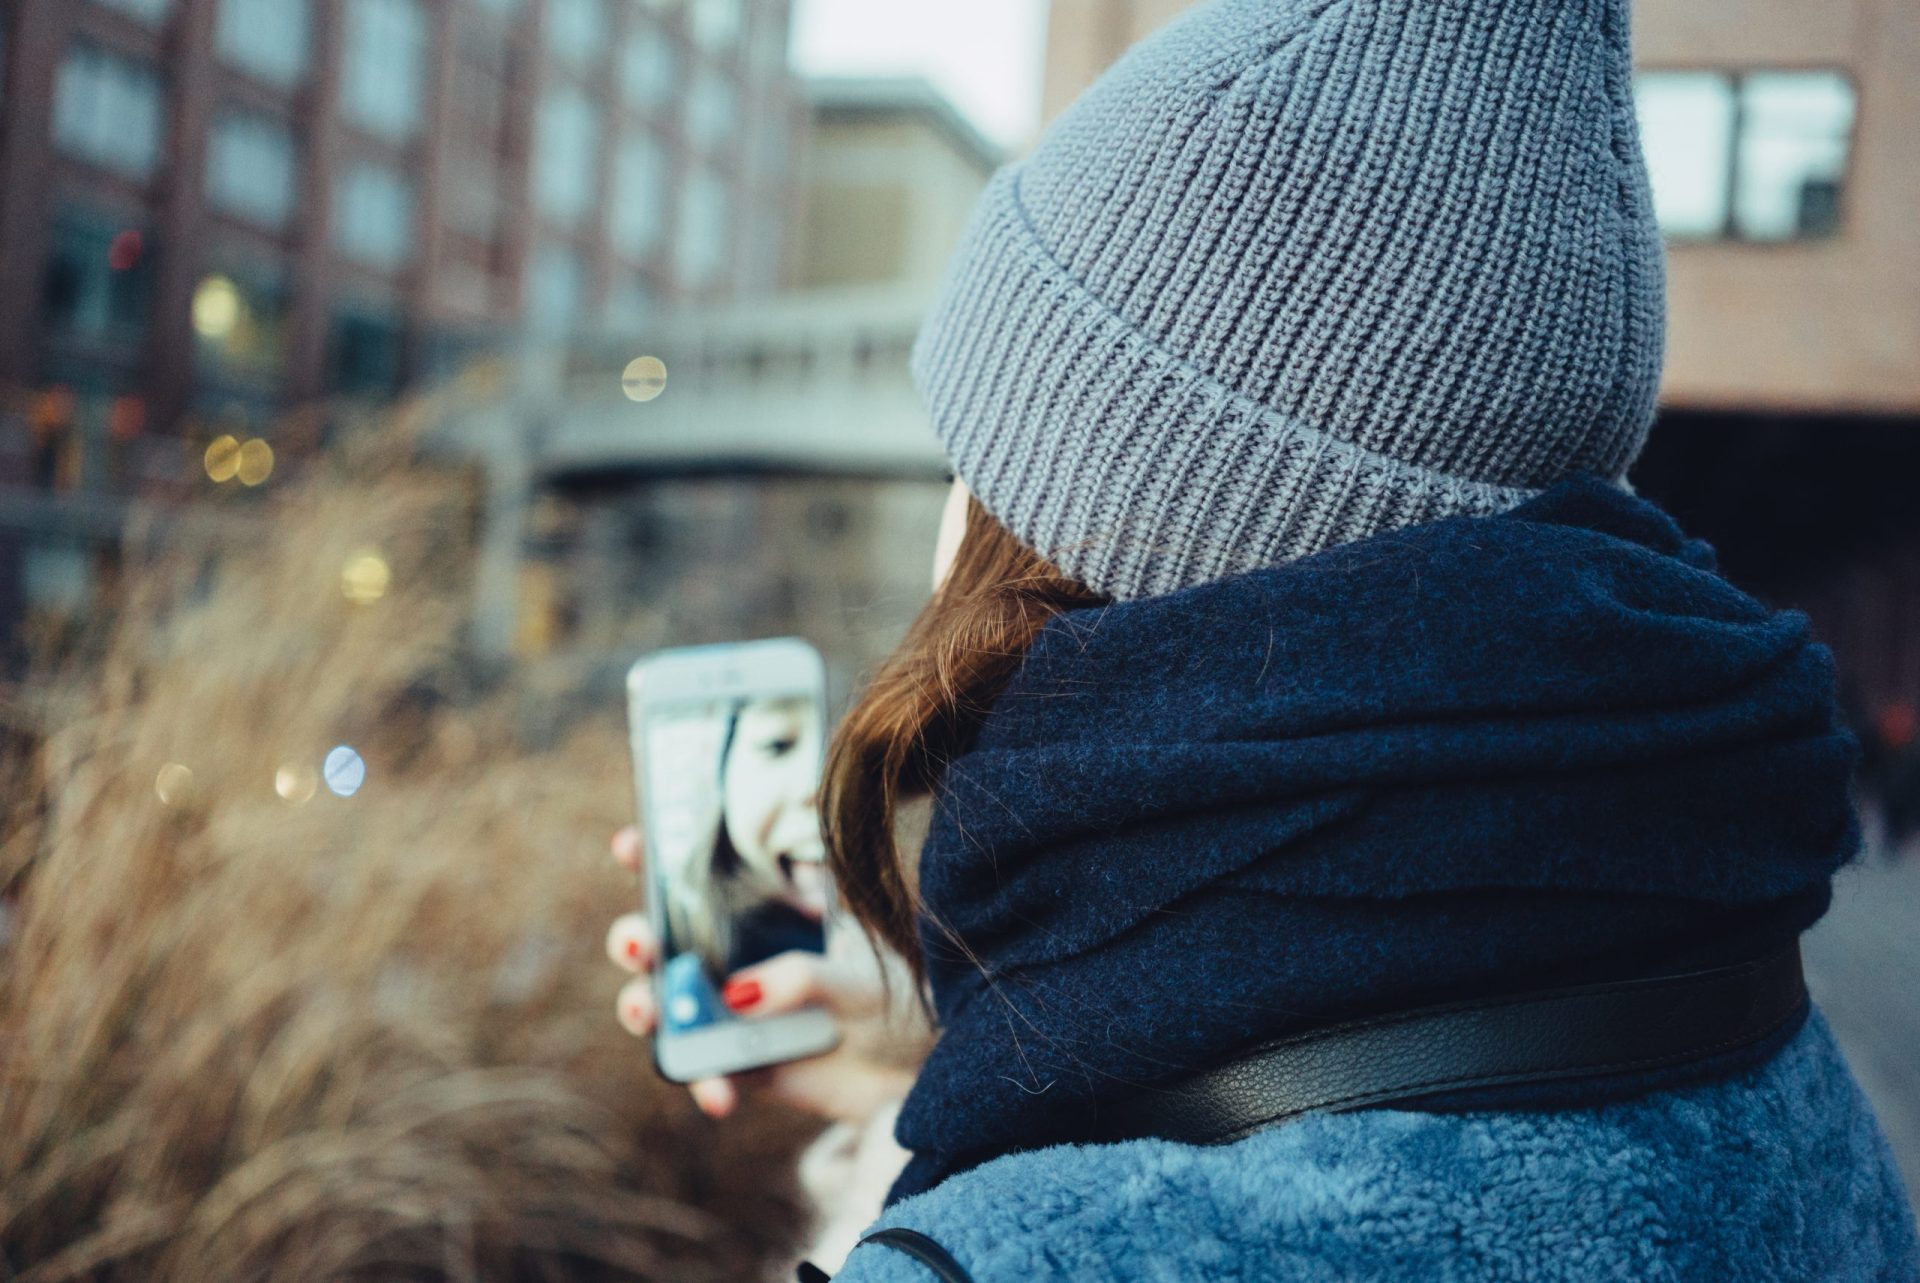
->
[[107, 229, 144, 272], [203, 434, 241, 482], [621, 356, 668, 402], [31, 387, 75, 436], [154, 763, 194, 806], [274, 762, 318, 805], [109, 396, 147, 441], [236, 438, 274, 487], [191, 275, 243, 341], [340, 549, 392, 605], [323, 746, 366, 798]]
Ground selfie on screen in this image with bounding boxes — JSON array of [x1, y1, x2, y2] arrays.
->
[[645, 694, 828, 1032]]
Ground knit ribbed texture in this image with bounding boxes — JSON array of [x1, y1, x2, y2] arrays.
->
[[912, 0, 1667, 600]]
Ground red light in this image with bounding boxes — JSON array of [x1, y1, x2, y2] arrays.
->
[[31, 386, 75, 431], [109, 396, 147, 441], [108, 230, 144, 272], [1880, 703, 1917, 751]]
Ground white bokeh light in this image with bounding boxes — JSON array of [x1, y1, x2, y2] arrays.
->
[[323, 745, 367, 798]]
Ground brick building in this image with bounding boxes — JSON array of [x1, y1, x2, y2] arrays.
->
[[0, 0, 801, 636]]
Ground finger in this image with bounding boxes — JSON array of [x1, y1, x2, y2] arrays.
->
[[605, 912, 658, 973], [611, 825, 644, 873], [723, 950, 888, 1019], [615, 975, 657, 1037], [720, 951, 831, 1017], [690, 1076, 737, 1119]]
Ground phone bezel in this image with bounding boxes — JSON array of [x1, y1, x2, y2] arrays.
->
[[627, 638, 841, 1083]]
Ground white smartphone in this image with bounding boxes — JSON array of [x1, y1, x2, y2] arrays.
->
[[626, 638, 840, 1082]]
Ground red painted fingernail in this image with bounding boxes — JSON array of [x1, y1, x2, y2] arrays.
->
[[722, 979, 762, 1011], [623, 938, 641, 961], [624, 1003, 644, 1024]]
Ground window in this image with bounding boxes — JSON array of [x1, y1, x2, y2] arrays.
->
[[52, 44, 164, 179], [340, 0, 429, 142], [28, 532, 104, 605], [98, 0, 172, 24], [609, 134, 666, 257], [675, 167, 729, 289], [532, 87, 601, 228], [687, 68, 736, 153], [688, 0, 741, 53], [528, 242, 584, 334], [1736, 72, 1853, 240], [544, 0, 606, 67], [1635, 70, 1854, 242], [621, 24, 679, 111], [332, 163, 415, 270], [42, 206, 154, 345], [329, 307, 404, 395], [206, 109, 299, 230], [214, 0, 312, 88], [22, 541, 93, 613]]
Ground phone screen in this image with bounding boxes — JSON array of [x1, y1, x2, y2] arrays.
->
[[644, 691, 829, 1035]]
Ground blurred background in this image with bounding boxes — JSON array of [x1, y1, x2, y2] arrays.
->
[[0, 0, 1915, 1277]]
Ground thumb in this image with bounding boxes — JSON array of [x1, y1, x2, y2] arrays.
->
[[721, 950, 842, 1017], [721, 952, 875, 1021]]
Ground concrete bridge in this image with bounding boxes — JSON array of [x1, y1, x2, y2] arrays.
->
[[437, 286, 948, 656], [527, 287, 945, 483]]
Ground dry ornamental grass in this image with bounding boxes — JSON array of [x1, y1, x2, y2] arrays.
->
[[0, 427, 814, 1281]]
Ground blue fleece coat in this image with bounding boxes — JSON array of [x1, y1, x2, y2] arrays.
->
[[837, 1011, 1917, 1281]]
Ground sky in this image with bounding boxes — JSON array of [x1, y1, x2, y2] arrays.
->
[[789, 0, 1052, 150]]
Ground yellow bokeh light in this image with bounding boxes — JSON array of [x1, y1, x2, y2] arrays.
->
[[274, 762, 318, 804], [236, 438, 274, 486], [203, 434, 241, 482], [192, 275, 243, 340], [621, 355, 668, 402], [341, 549, 392, 605], [155, 762, 194, 805]]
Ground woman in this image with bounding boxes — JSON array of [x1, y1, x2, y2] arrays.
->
[[653, 695, 832, 1033], [612, 0, 1919, 1276]]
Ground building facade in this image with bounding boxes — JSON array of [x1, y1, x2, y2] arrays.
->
[[792, 76, 1003, 294], [0, 0, 801, 644], [1633, 0, 1920, 413]]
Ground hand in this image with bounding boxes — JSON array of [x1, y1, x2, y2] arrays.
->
[[606, 826, 930, 1125]]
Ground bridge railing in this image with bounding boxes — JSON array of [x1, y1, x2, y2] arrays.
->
[[537, 287, 946, 478]]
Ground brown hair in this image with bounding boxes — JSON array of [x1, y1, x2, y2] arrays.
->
[[820, 495, 1106, 977]]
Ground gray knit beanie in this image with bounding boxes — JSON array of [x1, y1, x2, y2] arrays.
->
[[911, 0, 1666, 600]]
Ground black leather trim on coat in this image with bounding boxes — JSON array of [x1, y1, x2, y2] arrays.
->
[[798, 944, 1805, 1281], [1094, 943, 1808, 1146]]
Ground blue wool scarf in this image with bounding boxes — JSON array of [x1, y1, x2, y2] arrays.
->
[[890, 477, 1859, 1202]]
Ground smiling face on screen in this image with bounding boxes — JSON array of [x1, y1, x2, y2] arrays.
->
[[721, 694, 828, 921]]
